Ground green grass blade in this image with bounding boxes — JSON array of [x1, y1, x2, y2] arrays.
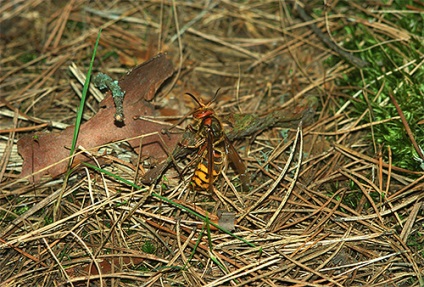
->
[[83, 162, 255, 247], [67, 29, 102, 169], [54, 29, 102, 221]]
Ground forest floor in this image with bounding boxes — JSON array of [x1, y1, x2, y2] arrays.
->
[[1, 1, 423, 286]]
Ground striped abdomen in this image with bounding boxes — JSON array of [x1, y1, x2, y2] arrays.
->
[[192, 147, 225, 190]]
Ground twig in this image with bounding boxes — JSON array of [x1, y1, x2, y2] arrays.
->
[[295, 2, 370, 68], [388, 93, 424, 160]]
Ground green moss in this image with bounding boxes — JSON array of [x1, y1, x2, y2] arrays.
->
[[141, 240, 157, 254], [325, 1, 424, 171], [18, 53, 38, 63]]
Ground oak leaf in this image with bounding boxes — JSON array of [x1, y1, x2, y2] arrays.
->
[[18, 53, 180, 182]]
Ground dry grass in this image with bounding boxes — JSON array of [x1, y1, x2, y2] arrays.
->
[[1, 1, 423, 286]]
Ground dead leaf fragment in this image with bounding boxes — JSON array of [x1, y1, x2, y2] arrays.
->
[[18, 53, 180, 182]]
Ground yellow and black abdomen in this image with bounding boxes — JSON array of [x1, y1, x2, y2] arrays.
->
[[192, 147, 225, 190]]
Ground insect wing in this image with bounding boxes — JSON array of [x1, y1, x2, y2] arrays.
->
[[224, 135, 248, 188], [207, 126, 215, 192]]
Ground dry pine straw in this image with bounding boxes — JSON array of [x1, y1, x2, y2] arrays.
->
[[1, 1, 423, 286]]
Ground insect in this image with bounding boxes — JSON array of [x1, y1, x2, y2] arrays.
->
[[141, 92, 248, 192], [186, 92, 247, 192]]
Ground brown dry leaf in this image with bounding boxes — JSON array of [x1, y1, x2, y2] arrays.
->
[[18, 53, 180, 183]]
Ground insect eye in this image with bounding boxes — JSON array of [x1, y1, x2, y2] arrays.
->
[[210, 118, 223, 138]]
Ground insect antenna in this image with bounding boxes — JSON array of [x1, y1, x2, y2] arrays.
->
[[185, 92, 204, 107], [210, 88, 221, 104], [185, 88, 221, 108]]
